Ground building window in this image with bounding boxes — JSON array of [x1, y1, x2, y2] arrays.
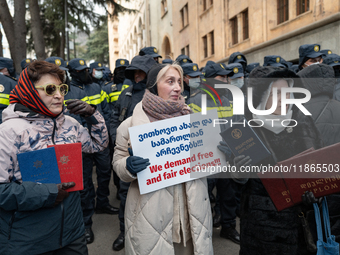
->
[[277, 0, 289, 24], [181, 44, 190, 57], [209, 30, 214, 55], [231, 16, 238, 45], [203, 35, 208, 58], [297, 0, 309, 15], [202, 0, 207, 11], [180, 3, 189, 29], [202, 0, 213, 12], [161, 0, 168, 17], [242, 9, 249, 40]]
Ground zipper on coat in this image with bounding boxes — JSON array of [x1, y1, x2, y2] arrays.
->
[[8, 211, 16, 240], [52, 118, 57, 144], [59, 202, 64, 248]]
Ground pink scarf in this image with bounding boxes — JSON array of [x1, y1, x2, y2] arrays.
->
[[142, 90, 192, 122]]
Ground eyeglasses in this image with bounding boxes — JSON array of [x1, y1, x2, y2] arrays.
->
[[35, 84, 69, 96]]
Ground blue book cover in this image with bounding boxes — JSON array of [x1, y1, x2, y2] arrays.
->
[[220, 120, 272, 165], [17, 147, 61, 184]]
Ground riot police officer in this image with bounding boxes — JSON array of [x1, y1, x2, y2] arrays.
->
[[65, 58, 117, 244], [139, 46, 162, 63], [90, 61, 106, 87], [228, 52, 248, 76], [298, 43, 325, 69], [45, 56, 69, 85], [181, 62, 202, 103], [0, 57, 17, 124], [323, 53, 340, 101], [246, 62, 260, 74], [20, 58, 32, 71], [263, 55, 286, 68], [175, 54, 193, 66]]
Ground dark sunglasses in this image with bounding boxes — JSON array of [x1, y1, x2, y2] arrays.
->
[[35, 84, 69, 96]]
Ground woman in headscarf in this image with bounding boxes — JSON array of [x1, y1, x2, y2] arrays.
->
[[113, 63, 213, 255], [0, 60, 108, 255], [235, 66, 323, 255]]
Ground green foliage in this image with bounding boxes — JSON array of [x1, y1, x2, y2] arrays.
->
[[80, 21, 109, 64]]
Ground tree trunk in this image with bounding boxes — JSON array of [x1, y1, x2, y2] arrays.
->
[[13, 0, 27, 72], [60, 30, 65, 59], [0, 29, 3, 57], [0, 0, 16, 60], [29, 0, 46, 59]]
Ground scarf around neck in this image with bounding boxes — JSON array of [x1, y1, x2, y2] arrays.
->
[[142, 89, 192, 122]]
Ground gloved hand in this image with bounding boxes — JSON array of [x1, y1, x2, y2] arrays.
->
[[54, 182, 76, 207], [231, 155, 252, 184], [217, 141, 232, 161], [65, 99, 95, 117], [126, 148, 150, 176], [302, 191, 323, 207]]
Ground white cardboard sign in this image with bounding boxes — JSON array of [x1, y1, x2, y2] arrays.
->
[[128, 109, 227, 194]]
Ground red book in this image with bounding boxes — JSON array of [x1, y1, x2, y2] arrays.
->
[[48, 143, 83, 192], [259, 147, 315, 211], [279, 143, 340, 204]]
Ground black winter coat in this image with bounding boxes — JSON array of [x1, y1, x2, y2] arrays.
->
[[240, 67, 323, 255], [298, 64, 340, 244]]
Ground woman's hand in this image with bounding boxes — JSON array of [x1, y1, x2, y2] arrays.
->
[[66, 99, 95, 117], [126, 148, 150, 176], [231, 155, 252, 184], [54, 182, 76, 206]]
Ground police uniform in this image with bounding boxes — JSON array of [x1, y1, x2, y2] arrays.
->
[[181, 62, 202, 103], [103, 59, 131, 112], [298, 43, 324, 69], [263, 55, 286, 68], [246, 62, 260, 74], [90, 62, 106, 87], [175, 54, 193, 66], [187, 64, 239, 238], [228, 52, 248, 77], [320, 49, 333, 56], [65, 58, 116, 236], [110, 55, 157, 251], [0, 58, 17, 124], [162, 58, 173, 64], [139, 46, 162, 62], [323, 53, 340, 101], [20, 58, 32, 71]]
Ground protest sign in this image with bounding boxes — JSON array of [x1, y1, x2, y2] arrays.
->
[[129, 109, 227, 194]]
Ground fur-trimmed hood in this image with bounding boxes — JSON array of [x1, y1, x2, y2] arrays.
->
[[297, 63, 335, 97]]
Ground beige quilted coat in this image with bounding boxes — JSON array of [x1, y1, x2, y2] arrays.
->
[[113, 102, 213, 255]]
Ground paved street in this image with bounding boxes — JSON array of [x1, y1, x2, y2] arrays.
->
[[88, 173, 240, 255]]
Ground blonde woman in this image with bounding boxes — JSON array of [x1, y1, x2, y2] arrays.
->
[[113, 63, 213, 255]]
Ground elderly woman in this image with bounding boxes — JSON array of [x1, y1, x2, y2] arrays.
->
[[235, 66, 323, 255], [0, 61, 108, 255], [113, 63, 213, 255]]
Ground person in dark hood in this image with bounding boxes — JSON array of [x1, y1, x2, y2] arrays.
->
[[110, 55, 156, 251], [102, 66, 112, 82], [228, 52, 248, 76], [322, 53, 340, 101], [0, 57, 17, 79], [235, 66, 323, 255], [298, 64, 340, 243], [175, 54, 193, 66]]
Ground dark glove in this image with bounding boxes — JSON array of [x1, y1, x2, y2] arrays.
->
[[65, 99, 95, 117], [234, 155, 252, 169], [217, 141, 232, 161], [126, 148, 150, 176], [54, 182, 76, 206], [302, 191, 323, 207]]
